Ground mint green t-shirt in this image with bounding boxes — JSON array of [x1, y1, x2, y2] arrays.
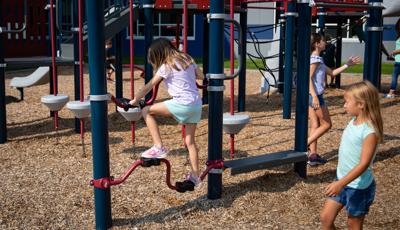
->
[[337, 118, 376, 189], [395, 39, 400, 63]]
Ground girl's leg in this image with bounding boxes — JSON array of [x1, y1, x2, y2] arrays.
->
[[308, 107, 320, 154], [389, 64, 400, 94], [184, 124, 200, 177], [142, 103, 173, 147], [307, 105, 332, 146], [320, 199, 344, 230], [347, 215, 365, 230]]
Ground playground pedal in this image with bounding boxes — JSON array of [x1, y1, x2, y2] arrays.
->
[[141, 157, 161, 167], [175, 180, 195, 193]]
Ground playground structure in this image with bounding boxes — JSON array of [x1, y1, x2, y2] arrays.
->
[[0, 0, 397, 229]]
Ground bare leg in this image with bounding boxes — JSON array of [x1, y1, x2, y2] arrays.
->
[[184, 124, 200, 177], [307, 105, 332, 146], [142, 103, 173, 148], [320, 199, 344, 230], [347, 215, 365, 230], [308, 107, 320, 154]]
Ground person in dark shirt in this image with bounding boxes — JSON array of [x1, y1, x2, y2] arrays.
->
[[105, 40, 115, 80]]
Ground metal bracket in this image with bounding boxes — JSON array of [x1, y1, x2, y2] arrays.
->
[[367, 26, 383, 32], [297, 0, 310, 3], [44, 4, 55, 10], [142, 4, 155, 9], [89, 94, 111, 101], [209, 168, 224, 174], [369, 2, 384, 7], [0, 63, 7, 68], [207, 86, 225, 92], [285, 12, 299, 17], [71, 27, 80, 32], [206, 73, 226, 80], [0, 27, 3, 33], [317, 12, 328, 16], [207, 13, 229, 21]]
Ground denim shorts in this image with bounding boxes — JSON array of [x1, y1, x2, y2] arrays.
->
[[164, 100, 202, 124], [329, 180, 376, 217], [309, 94, 326, 107]]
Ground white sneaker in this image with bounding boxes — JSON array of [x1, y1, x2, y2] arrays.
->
[[384, 94, 395, 99], [185, 172, 202, 187], [141, 146, 168, 158]]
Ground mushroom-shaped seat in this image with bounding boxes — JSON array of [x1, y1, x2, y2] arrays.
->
[[117, 106, 142, 122], [66, 100, 91, 118], [223, 113, 250, 135], [41, 94, 69, 111]]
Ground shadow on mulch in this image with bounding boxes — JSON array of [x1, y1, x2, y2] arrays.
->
[[5, 95, 20, 104], [112, 170, 307, 227]]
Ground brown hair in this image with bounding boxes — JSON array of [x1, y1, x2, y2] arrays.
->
[[345, 81, 383, 143], [310, 33, 324, 52], [147, 38, 194, 72]]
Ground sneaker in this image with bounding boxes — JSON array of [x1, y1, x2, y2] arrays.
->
[[384, 94, 395, 99], [141, 145, 168, 158], [185, 172, 202, 187], [308, 153, 328, 166], [329, 83, 336, 88]]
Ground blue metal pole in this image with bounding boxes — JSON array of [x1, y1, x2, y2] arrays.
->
[[277, 3, 285, 94], [72, 0, 81, 133], [317, 7, 326, 35], [294, 0, 310, 178], [202, 14, 209, 105], [283, 2, 296, 119], [207, 0, 224, 200], [238, 4, 247, 112], [365, 0, 383, 88], [86, 0, 112, 229], [143, 0, 154, 101], [0, 6, 6, 144]]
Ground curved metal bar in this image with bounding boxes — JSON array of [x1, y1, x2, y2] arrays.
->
[[90, 160, 144, 189], [160, 159, 177, 190], [200, 160, 225, 181], [1, 0, 27, 33], [224, 18, 242, 80]]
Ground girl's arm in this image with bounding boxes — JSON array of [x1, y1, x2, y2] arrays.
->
[[326, 56, 361, 77], [325, 133, 378, 196], [195, 67, 205, 80], [309, 63, 320, 109], [129, 74, 163, 105], [391, 49, 400, 56]]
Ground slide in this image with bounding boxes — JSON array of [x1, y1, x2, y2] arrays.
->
[[383, 0, 400, 17], [9, 66, 50, 89]]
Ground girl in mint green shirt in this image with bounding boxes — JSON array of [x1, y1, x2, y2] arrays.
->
[[320, 81, 383, 230]]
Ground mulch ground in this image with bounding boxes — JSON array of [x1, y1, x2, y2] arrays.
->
[[0, 67, 399, 229]]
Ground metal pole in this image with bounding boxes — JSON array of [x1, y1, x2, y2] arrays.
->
[[277, 2, 285, 94], [115, 32, 123, 99], [294, 0, 310, 178], [207, 0, 224, 200], [202, 14, 209, 105], [143, 0, 154, 101], [0, 5, 6, 144], [238, 4, 247, 112], [317, 7, 326, 35], [283, 2, 297, 119], [335, 18, 343, 88], [86, 0, 112, 229], [72, 0, 81, 133], [365, 0, 383, 88]]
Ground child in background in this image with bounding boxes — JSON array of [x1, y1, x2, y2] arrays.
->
[[129, 38, 204, 187], [321, 34, 337, 88], [385, 18, 400, 98], [320, 81, 383, 230], [308, 33, 361, 166], [105, 40, 115, 80]]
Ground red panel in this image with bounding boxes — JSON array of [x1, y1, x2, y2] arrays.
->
[[2, 0, 47, 58], [155, 0, 173, 9]]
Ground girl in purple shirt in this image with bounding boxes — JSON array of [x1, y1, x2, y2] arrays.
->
[[130, 38, 204, 187], [308, 33, 360, 166]]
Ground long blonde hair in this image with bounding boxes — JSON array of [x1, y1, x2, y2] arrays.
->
[[147, 38, 194, 72], [346, 81, 383, 143]]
